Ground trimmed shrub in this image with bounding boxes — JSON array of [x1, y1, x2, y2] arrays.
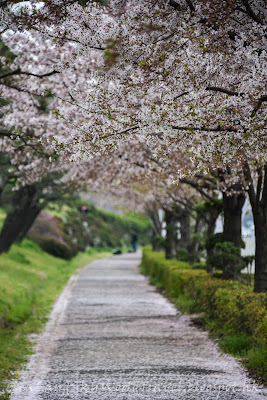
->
[[39, 236, 73, 260], [205, 232, 224, 252], [192, 261, 206, 270], [176, 248, 189, 262], [208, 241, 246, 279], [141, 246, 267, 350]]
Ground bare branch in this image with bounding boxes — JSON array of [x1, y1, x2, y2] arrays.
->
[[168, 0, 181, 10], [180, 177, 215, 203], [0, 68, 59, 80], [0, 129, 12, 137], [171, 125, 239, 132], [185, 0, 195, 12], [241, 0, 262, 24], [206, 87, 266, 116], [0, 0, 9, 8], [174, 91, 189, 100], [206, 86, 240, 96], [0, 69, 21, 80], [169, 0, 195, 11], [252, 94, 267, 116], [99, 125, 139, 140]]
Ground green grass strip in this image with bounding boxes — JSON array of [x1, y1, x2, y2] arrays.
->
[[0, 239, 109, 399]]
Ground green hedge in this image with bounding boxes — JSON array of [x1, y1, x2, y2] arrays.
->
[[140, 247, 267, 382]]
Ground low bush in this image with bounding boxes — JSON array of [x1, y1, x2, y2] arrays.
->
[[205, 232, 224, 253], [220, 333, 252, 356], [39, 236, 73, 260], [208, 241, 246, 279], [176, 248, 189, 262], [192, 261, 206, 269], [140, 246, 267, 383]]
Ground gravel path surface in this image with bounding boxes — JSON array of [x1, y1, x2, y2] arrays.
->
[[11, 253, 266, 400]]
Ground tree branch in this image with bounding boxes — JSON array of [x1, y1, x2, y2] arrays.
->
[[206, 87, 266, 115], [0, 68, 59, 80], [99, 125, 139, 140], [205, 86, 241, 96], [0, 129, 12, 137], [174, 91, 189, 100], [252, 94, 267, 116], [180, 178, 215, 203], [241, 0, 262, 24], [168, 0, 181, 10], [169, 0, 195, 11], [185, 0, 195, 12], [0, 0, 9, 8], [171, 125, 239, 132]]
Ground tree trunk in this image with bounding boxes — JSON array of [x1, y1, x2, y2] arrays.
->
[[0, 185, 38, 253], [222, 192, 246, 249], [190, 214, 205, 260], [146, 202, 162, 251], [207, 206, 221, 236], [164, 208, 177, 259], [152, 230, 161, 252], [254, 213, 267, 292], [244, 163, 267, 292], [178, 209, 191, 250], [16, 204, 42, 242]]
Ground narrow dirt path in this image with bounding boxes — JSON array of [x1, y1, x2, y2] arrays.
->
[[11, 253, 266, 399]]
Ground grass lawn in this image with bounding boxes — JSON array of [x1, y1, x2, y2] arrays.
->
[[0, 238, 109, 399]]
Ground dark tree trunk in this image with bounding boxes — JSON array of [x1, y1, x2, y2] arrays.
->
[[254, 213, 267, 292], [207, 206, 221, 236], [0, 180, 6, 198], [244, 163, 267, 292], [190, 214, 205, 259], [146, 202, 162, 251], [222, 192, 246, 249], [164, 208, 177, 259], [0, 185, 39, 253], [178, 209, 191, 250], [152, 230, 161, 252], [196, 201, 222, 271], [206, 208, 219, 272], [16, 204, 42, 242]]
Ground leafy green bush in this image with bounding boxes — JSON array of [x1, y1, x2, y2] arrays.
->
[[176, 248, 189, 262], [246, 347, 267, 383], [39, 236, 73, 260], [220, 334, 252, 356], [205, 232, 224, 252], [208, 241, 246, 279], [192, 261, 206, 269]]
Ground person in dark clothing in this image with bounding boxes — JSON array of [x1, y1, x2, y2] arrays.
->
[[131, 231, 138, 253]]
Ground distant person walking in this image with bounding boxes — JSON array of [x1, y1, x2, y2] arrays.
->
[[131, 231, 138, 253]]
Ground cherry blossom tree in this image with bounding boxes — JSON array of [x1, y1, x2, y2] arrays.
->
[[0, 0, 266, 290]]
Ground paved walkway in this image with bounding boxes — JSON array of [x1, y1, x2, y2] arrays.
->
[[11, 253, 266, 399]]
